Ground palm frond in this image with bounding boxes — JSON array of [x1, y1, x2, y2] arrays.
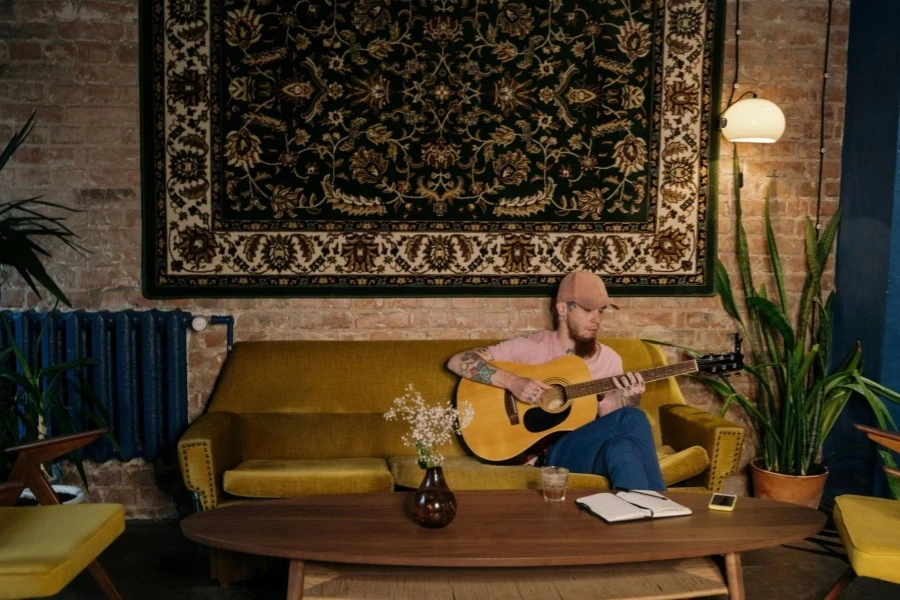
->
[[0, 114, 87, 306]]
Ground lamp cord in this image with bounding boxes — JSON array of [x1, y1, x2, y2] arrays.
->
[[726, 0, 741, 109], [728, 0, 835, 233], [815, 0, 835, 233]]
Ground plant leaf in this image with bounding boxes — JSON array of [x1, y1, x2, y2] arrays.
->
[[716, 259, 744, 326], [764, 190, 788, 312], [0, 110, 36, 173], [0, 231, 72, 306], [817, 208, 842, 273], [748, 296, 795, 349], [640, 338, 703, 358]]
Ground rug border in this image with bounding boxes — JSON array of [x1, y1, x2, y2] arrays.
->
[[139, 0, 725, 299]]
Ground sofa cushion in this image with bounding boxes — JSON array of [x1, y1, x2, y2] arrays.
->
[[388, 455, 609, 490], [237, 413, 465, 461], [223, 458, 394, 498], [0, 504, 125, 599], [389, 445, 708, 491]]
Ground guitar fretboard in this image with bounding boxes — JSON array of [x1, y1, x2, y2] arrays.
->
[[543, 360, 699, 404]]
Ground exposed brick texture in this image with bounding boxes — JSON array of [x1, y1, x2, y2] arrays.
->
[[0, 0, 847, 518]]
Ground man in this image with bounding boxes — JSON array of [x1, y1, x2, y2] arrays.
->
[[447, 271, 665, 491]]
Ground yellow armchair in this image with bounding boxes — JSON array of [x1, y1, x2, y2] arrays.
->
[[659, 404, 745, 492], [0, 431, 125, 600], [825, 424, 900, 599]]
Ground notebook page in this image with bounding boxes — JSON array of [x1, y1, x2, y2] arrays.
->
[[576, 493, 651, 522], [615, 491, 692, 518]]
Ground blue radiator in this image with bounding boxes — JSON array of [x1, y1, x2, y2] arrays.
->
[[0, 309, 193, 463]]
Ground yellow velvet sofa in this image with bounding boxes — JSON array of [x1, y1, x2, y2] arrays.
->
[[178, 338, 744, 510]]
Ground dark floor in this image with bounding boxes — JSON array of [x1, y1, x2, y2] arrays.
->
[[53, 521, 897, 600]]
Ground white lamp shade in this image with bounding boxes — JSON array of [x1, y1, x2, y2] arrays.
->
[[721, 98, 786, 143]]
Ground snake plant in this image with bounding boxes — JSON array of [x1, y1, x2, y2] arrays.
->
[[699, 147, 900, 493]]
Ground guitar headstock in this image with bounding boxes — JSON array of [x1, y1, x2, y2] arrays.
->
[[696, 333, 744, 375]]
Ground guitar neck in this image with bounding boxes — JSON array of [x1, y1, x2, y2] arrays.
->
[[563, 360, 699, 400]]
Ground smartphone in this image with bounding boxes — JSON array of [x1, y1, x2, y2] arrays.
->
[[708, 493, 738, 512]]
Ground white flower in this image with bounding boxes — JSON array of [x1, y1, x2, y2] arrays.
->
[[384, 384, 474, 469]]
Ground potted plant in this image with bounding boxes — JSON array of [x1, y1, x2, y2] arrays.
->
[[0, 112, 111, 503], [693, 149, 900, 507], [0, 315, 116, 504]]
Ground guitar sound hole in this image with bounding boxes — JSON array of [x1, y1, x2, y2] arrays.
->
[[523, 406, 572, 433]]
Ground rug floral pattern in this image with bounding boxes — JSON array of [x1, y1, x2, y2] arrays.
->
[[143, 0, 722, 296]]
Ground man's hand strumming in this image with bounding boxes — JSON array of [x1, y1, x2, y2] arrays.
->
[[509, 376, 552, 405]]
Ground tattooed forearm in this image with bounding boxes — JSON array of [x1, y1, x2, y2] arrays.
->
[[456, 351, 497, 385]]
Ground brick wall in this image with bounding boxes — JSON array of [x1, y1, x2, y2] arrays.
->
[[0, 0, 847, 519]]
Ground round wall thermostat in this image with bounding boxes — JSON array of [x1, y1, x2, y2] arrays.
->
[[191, 316, 209, 332]]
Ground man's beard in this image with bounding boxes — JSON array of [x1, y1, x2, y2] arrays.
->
[[567, 320, 598, 359]]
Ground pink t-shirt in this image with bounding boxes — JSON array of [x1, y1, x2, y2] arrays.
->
[[486, 330, 627, 415]]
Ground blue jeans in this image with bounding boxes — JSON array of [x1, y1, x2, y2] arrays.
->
[[545, 407, 666, 491]]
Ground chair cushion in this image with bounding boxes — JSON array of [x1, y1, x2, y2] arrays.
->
[[0, 504, 125, 600], [388, 446, 709, 491], [834, 494, 900, 583], [223, 458, 394, 498]]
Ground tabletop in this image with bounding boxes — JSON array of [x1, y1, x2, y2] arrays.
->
[[181, 490, 827, 568]]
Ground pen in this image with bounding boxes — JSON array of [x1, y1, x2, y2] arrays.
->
[[615, 488, 670, 501]]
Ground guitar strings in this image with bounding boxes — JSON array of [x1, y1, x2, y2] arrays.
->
[[540, 361, 700, 407]]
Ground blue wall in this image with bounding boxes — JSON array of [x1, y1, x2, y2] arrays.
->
[[825, 0, 900, 505]]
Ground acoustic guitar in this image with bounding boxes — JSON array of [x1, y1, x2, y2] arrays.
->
[[456, 336, 744, 462]]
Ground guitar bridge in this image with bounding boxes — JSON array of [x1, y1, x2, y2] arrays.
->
[[504, 391, 520, 425]]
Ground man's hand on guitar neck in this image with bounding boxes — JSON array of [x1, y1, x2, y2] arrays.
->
[[597, 372, 646, 417], [612, 372, 646, 408]]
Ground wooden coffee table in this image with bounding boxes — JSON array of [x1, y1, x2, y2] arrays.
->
[[181, 490, 825, 600]]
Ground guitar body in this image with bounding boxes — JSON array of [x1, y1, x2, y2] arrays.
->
[[456, 355, 599, 462]]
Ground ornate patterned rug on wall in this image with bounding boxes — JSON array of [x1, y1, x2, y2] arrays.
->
[[141, 0, 724, 297]]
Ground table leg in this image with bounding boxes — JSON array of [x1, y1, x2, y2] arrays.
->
[[724, 553, 745, 600], [287, 560, 305, 600]]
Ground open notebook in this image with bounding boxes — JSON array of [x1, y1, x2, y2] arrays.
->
[[576, 491, 692, 522]]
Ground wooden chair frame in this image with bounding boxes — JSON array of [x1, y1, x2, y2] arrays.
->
[[823, 424, 900, 600], [2, 429, 123, 600]]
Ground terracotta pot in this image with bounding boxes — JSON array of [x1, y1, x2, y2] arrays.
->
[[750, 458, 828, 509]]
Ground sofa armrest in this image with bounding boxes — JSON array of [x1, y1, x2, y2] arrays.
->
[[659, 404, 744, 492], [177, 412, 242, 511]]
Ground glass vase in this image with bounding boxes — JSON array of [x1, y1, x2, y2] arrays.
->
[[409, 466, 457, 528]]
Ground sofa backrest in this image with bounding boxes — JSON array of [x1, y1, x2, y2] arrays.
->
[[208, 338, 686, 459]]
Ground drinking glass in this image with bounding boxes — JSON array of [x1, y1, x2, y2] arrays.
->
[[541, 466, 569, 503]]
